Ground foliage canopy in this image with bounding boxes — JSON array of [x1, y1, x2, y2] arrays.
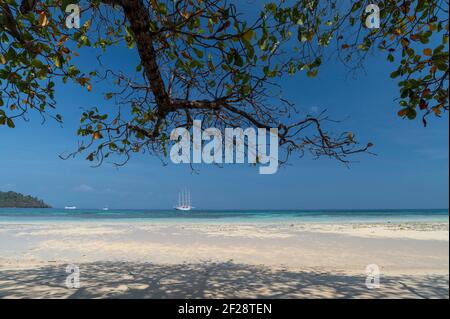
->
[[0, 0, 448, 166]]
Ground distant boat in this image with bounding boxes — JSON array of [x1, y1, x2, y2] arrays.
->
[[175, 189, 193, 211], [102, 207, 109, 211], [64, 206, 77, 210]]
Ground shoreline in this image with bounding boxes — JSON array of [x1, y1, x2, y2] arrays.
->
[[0, 215, 448, 223]]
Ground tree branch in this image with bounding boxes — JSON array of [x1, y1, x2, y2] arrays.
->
[[102, 0, 171, 112]]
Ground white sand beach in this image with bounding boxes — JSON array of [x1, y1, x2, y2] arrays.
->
[[0, 221, 448, 298]]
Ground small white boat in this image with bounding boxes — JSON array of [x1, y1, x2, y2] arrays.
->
[[102, 207, 109, 211], [64, 206, 77, 210], [175, 189, 193, 211]]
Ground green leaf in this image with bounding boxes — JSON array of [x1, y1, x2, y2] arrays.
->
[[193, 48, 204, 59], [390, 70, 399, 78], [407, 108, 417, 120], [157, 3, 168, 15], [6, 118, 15, 128], [234, 53, 243, 67], [351, 2, 362, 12], [52, 55, 62, 68], [242, 30, 254, 42]]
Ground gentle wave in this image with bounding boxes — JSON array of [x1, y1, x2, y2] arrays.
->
[[0, 208, 448, 222]]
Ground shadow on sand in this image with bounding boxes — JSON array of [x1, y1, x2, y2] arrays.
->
[[0, 261, 448, 298]]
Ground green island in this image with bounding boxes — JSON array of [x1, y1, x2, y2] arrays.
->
[[0, 191, 51, 208]]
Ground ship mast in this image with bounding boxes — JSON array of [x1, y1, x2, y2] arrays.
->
[[175, 188, 193, 210], [182, 189, 185, 207], [188, 190, 191, 207]]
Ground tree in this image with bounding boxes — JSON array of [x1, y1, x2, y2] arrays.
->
[[0, 190, 51, 208], [0, 0, 448, 166]]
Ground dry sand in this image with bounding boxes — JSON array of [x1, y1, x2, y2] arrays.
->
[[0, 221, 448, 298]]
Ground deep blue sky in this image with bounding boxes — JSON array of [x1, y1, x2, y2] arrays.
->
[[0, 4, 448, 210]]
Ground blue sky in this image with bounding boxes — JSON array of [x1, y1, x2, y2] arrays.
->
[[0, 5, 448, 210]]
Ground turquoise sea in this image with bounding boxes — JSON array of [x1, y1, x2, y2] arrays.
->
[[0, 208, 448, 223]]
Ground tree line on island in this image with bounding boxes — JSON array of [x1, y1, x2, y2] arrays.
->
[[0, 191, 51, 208]]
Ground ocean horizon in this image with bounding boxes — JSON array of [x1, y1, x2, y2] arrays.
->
[[0, 208, 448, 223]]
